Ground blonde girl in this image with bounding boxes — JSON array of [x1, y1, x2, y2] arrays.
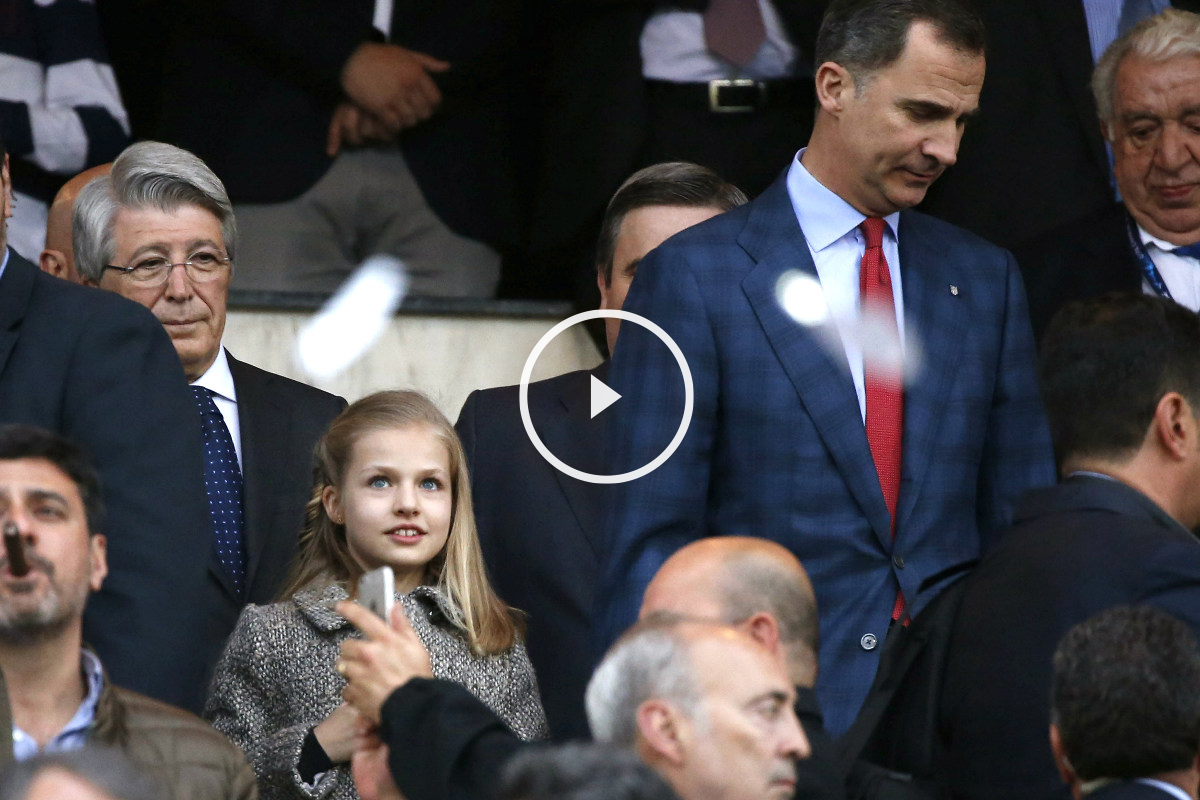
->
[[205, 390, 547, 800]]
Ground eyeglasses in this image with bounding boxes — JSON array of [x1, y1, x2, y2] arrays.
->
[[103, 251, 231, 286]]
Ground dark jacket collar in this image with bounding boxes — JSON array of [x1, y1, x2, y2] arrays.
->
[[1014, 474, 1194, 541]]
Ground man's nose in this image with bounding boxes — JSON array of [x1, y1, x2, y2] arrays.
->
[[923, 122, 962, 167], [782, 709, 812, 760], [163, 262, 194, 299], [1153, 121, 1194, 172]]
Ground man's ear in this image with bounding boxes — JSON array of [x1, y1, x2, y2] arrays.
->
[[636, 699, 687, 767], [814, 61, 855, 115], [89, 534, 108, 592], [1152, 392, 1195, 461], [0, 154, 11, 223], [39, 249, 68, 279], [742, 611, 782, 657], [1049, 724, 1077, 787]]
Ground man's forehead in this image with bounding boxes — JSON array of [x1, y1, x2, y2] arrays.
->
[[113, 203, 225, 246], [0, 458, 79, 499], [1115, 53, 1200, 107]]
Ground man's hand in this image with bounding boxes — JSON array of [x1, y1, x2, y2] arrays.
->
[[337, 600, 434, 725], [351, 727, 403, 800], [341, 42, 450, 134], [312, 701, 361, 764], [327, 102, 396, 156]]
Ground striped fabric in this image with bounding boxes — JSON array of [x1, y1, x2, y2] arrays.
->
[[0, 0, 129, 258]]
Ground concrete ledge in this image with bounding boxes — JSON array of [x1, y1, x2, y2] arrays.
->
[[223, 299, 603, 420]]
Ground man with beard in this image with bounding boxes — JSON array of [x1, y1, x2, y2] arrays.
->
[[0, 424, 255, 799]]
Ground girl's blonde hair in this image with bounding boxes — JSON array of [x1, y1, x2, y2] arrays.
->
[[277, 389, 520, 654]]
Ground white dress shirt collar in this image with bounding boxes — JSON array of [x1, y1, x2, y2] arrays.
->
[[192, 346, 237, 405], [190, 346, 242, 469], [786, 149, 901, 250]]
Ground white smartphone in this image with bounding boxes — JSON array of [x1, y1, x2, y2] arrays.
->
[[357, 565, 394, 621]]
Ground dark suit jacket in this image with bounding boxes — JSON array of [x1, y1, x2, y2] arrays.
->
[[158, 0, 527, 248], [201, 353, 345, 672], [1013, 204, 1142, 346], [455, 366, 605, 742], [0, 250, 213, 710], [939, 476, 1200, 800], [1090, 783, 1185, 800], [598, 174, 1056, 736], [379, 677, 844, 800], [919, 0, 1200, 250]]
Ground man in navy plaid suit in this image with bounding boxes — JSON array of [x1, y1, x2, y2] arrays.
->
[[597, 0, 1056, 736]]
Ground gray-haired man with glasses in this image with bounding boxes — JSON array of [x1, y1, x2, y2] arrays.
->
[[73, 141, 347, 683]]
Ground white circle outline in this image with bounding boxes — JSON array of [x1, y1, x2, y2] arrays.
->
[[519, 310, 694, 485]]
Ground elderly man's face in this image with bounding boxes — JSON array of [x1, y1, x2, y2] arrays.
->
[[829, 22, 984, 217], [673, 636, 809, 800], [99, 204, 231, 381], [1109, 53, 1200, 244], [0, 458, 106, 643]]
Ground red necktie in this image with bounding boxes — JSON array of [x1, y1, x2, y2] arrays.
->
[[860, 217, 907, 622], [703, 0, 767, 67]]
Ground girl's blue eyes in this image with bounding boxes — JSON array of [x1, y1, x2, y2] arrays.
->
[[368, 477, 442, 490]]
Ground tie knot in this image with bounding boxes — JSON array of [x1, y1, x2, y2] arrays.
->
[[190, 385, 220, 415], [861, 217, 886, 249]]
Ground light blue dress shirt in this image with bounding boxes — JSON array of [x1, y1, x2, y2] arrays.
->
[[785, 149, 905, 421], [12, 649, 105, 760]]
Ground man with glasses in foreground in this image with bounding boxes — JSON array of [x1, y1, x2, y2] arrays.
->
[[73, 141, 346, 681]]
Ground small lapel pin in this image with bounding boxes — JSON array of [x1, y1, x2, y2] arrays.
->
[[950, 285, 959, 296]]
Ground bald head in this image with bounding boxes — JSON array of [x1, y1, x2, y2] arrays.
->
[[40, 164, 111, 282], [640, 537, 819, 687]]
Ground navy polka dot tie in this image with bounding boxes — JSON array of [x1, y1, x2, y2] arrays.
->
[[191, 386, 246, 597]]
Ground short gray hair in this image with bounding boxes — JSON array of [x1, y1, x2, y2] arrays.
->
[[73, 141, 236, 283], [585, 616, 707, 747], [1093, 9, 1200, 132]]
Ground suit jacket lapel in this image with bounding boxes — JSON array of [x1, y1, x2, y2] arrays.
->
[[739, 183, 894, 548], [226, 352, 280, 597], [0, 251, 35, 381], [1033, 1, 1111, 183], [541, 366, 605, 557], [893, 212, 966, 537]]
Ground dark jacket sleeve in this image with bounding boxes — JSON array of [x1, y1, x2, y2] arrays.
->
[[381, 678, 533, 800], [68, 292, 214, 713]]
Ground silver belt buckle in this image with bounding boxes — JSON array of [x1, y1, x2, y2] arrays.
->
[[708, 78, 764, 113]]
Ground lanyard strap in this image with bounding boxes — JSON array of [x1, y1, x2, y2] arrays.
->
[[1125, 213, 1173, 300]]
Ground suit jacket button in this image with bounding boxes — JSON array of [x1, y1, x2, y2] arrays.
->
[[893, 555, 905, 569], [860, 633, 878, 651]]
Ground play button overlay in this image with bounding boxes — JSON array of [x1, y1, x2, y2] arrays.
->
[[519, 309, 693, 485], [590, 375, 621, 419]]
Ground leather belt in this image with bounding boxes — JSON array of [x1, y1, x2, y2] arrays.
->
[[644, 78, 812, 114]]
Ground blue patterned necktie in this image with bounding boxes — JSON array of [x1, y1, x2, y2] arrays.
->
[[191, 386, 246, 597]]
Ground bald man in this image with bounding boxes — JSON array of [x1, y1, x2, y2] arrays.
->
[[641, 537, 819, 689], [638, 538, 839, 800], [38, 164, 111, 283]]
